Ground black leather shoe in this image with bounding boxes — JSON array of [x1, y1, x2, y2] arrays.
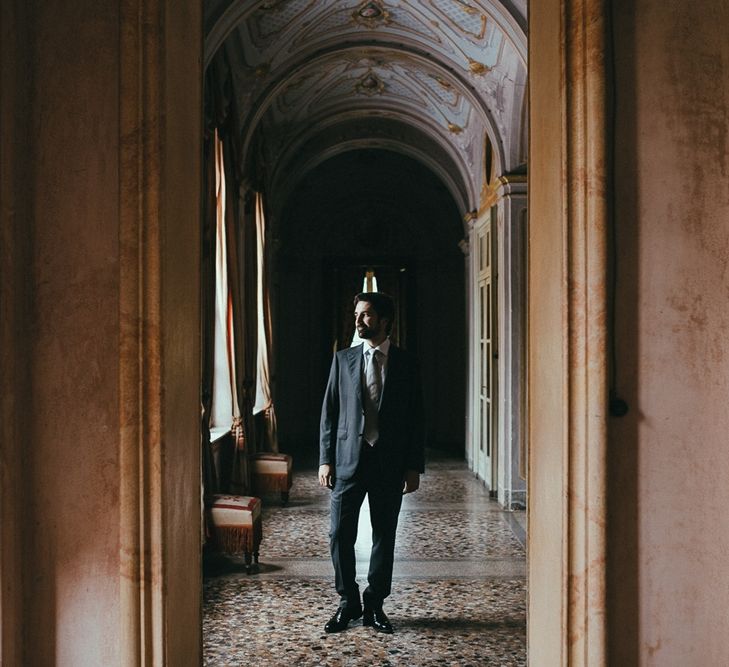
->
[[363, 607, 394, 634], [324, 606, 362, 633]]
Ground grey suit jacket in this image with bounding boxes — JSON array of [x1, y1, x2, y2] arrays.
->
[[319, 343, 425, 481]]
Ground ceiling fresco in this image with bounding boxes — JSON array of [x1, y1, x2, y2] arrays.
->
[[205, 0, 527, 215]]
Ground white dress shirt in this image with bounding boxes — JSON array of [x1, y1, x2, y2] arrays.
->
[[362, 337, 390, 390]]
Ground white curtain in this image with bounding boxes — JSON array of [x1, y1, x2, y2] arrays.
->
[[253, 192, 279, 451], [210, 130, 239, 431]]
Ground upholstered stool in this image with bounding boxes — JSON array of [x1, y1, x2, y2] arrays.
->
[[208, 494, 262, 573], [252, 452, 293, 505]]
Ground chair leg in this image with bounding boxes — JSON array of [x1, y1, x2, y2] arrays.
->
[[244, 551, 252, 575], [281, 491, 289, 506]]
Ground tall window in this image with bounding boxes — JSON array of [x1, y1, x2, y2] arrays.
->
[[350, 270, 379, 346]]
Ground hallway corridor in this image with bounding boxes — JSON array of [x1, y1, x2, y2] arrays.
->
[[203, 454, 526, 666]]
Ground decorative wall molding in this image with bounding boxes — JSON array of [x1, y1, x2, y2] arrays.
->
[[119, 0, 202, 663], [528, 0, 609, 663], [119, 1, 166, 662], [564, 0, 609, 660]]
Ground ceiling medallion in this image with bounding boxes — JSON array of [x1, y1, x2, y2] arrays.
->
[[355, 71, 386, 96], [352, 1, 392, 28], [448, 123, 464, 134], [467, 58, 492, 75]]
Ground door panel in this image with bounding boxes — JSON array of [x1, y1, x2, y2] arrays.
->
[[475, 214, 497, 491]]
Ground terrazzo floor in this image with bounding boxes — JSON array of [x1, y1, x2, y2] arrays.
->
[[203, 453, 527, 666]]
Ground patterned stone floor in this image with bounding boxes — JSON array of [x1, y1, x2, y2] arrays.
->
[[203, 454, 527, 666]]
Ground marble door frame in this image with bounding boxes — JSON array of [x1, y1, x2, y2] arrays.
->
[[117, 0, 202, 664], [528, 0, 610, 664]]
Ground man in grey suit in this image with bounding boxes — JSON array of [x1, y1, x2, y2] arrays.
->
[[319, 292, 424, 634]]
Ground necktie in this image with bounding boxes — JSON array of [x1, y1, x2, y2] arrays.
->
[[363, 349, 381, 445]]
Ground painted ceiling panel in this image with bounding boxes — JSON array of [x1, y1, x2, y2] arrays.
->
[[272, 54, 472, 126], [430, 0, 490, 40], [207, 0, 527, 210]]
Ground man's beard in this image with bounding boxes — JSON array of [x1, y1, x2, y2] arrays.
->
[[357, 326, 376, 339]]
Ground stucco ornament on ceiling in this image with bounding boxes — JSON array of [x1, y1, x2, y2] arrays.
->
[[355, 70, 387, 96], [205, 0, 527, 214], [271, 53, 473, 133], [353, 1, 392, 27]]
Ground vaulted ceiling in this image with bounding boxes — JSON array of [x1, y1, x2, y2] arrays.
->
[[204, 0, 527, 219]]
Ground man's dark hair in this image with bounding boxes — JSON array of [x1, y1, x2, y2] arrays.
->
[[354, 292, 395, 335]]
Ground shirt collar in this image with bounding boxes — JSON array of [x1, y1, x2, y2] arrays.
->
[[362, 337, 391, 358]]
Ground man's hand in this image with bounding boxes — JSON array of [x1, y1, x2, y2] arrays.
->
[[402, 470, 420, 494], [318, 464, 333, 489]]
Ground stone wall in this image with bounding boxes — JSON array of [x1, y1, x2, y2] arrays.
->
[[0, 1, 202, 663], [609, 0, 729, 663]]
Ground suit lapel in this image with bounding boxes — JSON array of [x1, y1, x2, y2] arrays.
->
[[347, 345, 363, 406], [379, 344, 399, 412]]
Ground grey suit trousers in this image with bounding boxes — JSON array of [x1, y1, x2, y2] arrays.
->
[[329, 442, 403, 610]]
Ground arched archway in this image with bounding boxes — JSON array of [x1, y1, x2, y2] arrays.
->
[[198, 2, 609, 662], [203, 0, 529, 505], [272, 148, 467, 463], [200, 0, 535, 661]]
